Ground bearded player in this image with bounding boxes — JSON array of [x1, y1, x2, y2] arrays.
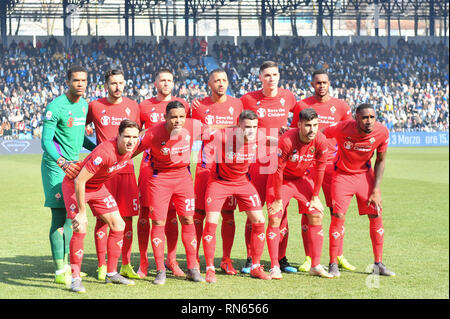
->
[[290, 69, 355, 273], [266, 108, 333, 279], [191, 68, 243, 275], [63, 119, 140, 293], [137, 68, 190, 278], [323, 104, 395, 278], [86, 68, 141, 281]]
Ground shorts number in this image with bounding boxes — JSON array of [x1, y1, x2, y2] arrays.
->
[[133, 199, 139, 211], [185, 198, 195, 212], [249, 194, 260, 208], [103, 195, 117, 208], [227, 196, 237, 207]]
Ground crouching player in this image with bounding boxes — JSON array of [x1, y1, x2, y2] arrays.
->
[[266, 108, 333, 279], [62, 119, 140, 293], [202, 110, 273, 283]]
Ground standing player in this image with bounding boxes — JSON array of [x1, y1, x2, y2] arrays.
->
[[240, 61, 297, 274], [41, 65, 96, 284], [291, 69, 354, 273], [191, 68, 243, 275], [202, 110, 272, 283], [134, 101, 206, 285], [63, 119, 140, 293], [323, 104, 395, 277], [266, 108, 333, 279], [86, 68, 141, 281], [137, 69, 190, 278]]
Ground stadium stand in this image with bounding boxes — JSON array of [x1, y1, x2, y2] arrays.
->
[[0, 36, 448, 140]]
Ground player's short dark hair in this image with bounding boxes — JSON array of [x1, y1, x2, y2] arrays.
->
[[155, 68, 174, 80], [312, 69, 329, 80], [67, 65, 87, 80], [105, 68, 124, 83], [118, 119, 140, 135], [299, 108, 318, 122], [239, 110, 258, 122], [209, 68, 227, 79], [166, 100, 185, 114], [259, 61, 278, 73], [356, 103, 375, 114]]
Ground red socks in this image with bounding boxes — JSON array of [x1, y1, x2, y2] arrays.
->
[[151, 224, 166, 271], [165, 208, 179, 262], [308, 224, 324, 267], [70, 232, 86, 278], [202, 222, 218, 268], [122, 218, 133, 265], [369, 216, 384, 263], [94, 218, 108, 267], [244, 218, 252, 258], [181, 223, 198, 269], [221, 212, 235, 259], [250, 223, 266, 266], [107, 230, 124, 273], [329, 216, 345, 264], [193, 211, 206, 259], [301, 214, 311, 257], [266, 225, 280, 268], [137, 207, 150, 271]]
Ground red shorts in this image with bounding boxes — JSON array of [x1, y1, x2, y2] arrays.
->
[[194, 164, 237, 211], [145, 169, 195, 221], [104, 172, 139, 217], [248, 162, 271, 205], [205, 177, 262, 213], [331, 169, 380, 216], [62, 177, 119, 219], [266, 173, 318, 219]]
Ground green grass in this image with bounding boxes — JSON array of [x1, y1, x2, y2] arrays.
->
[[0, 147, 448, 299]]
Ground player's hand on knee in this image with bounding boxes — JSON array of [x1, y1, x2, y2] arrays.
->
[[368, 189, 382, 215], [309, 196, 324, 215], [57, 156, 81, 179], [267, 200, 282, 217], [72, 212, 87, 232]]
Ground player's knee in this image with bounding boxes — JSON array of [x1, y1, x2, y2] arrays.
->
[[331, 212, 346, 220], [179, 216, 194, 225], [307, 213, 323, 226], [268, 217, 281, 227]]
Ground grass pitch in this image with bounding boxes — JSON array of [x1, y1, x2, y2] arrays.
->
[[0, 147, 448, 300]]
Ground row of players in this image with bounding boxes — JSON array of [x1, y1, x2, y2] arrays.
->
[[40, 62, 394, 293]]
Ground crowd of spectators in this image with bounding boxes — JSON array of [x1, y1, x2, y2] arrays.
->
[[0, 35, 448, 140]]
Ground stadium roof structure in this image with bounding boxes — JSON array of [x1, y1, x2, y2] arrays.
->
[[1, 0, 449, 47]]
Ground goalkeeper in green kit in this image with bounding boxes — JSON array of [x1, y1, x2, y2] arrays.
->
[[40, 65, 96, 284]]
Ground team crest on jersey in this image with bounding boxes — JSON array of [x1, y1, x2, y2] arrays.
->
[[205, 114, 214, 125], [161, 147, 170, 156], [280, 98, 285, 106], [55, 192, 61, 200], [45, 111, 53, 120], [256, 108, 266, 118], [330, 106, 336, 114], [369, 137, 376, 144], [125, 107, 131, 116], [309, 147, 315, 154], [93, 156, 103, 166], [101, 115, 111, 126], [228, 107, 234, 115]]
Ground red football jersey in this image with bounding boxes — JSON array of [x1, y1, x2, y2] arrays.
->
[[273, 129, 328, 199], [137, 119, 206, 176], [139, 97, 190, 130], [240, 89, 296, 137], [291, 96, 352, 161], [323, 120, 389, 174], [87, 97, 140, 173], [82, 138, 137, 190], [212, 128, 267, 182], [192, 95, 243, 169], [139, 96, 190, 170]]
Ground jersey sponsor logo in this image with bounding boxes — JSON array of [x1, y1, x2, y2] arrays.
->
[[256, 108, 266, 118], [67, 117, 74, 127], [107, 161, 129, 173], [205, 114, 214, 125], [288, 153, 300, 162], [150, 113, 160, 123], [161, 147, 170, 156], [101, 115, 111, 126]]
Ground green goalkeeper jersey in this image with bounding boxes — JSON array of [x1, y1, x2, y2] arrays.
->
[[41, 94, 89, 208]]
